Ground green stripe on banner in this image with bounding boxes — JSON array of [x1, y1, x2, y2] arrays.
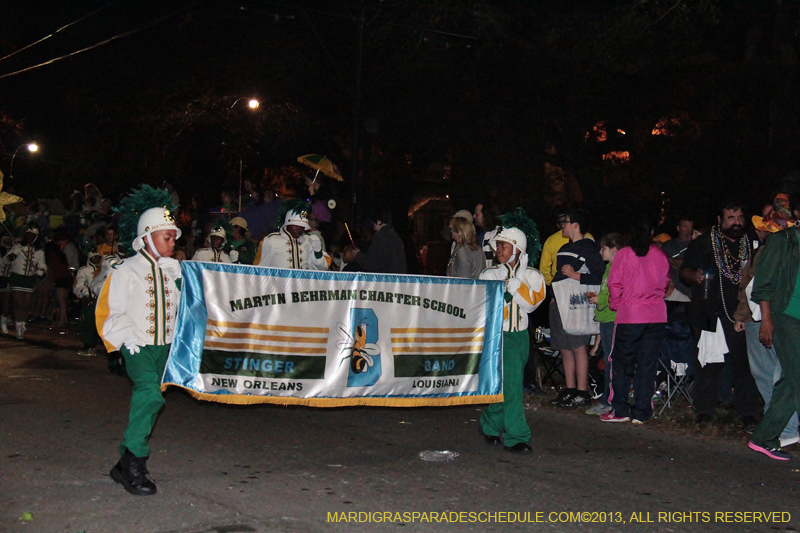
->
[[393, 353, 482, 378], [200, 350, 326, 379]]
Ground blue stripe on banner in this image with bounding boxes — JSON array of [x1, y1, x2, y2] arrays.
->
[[479, 280, 504, 396], [165, 261, 209, 383]]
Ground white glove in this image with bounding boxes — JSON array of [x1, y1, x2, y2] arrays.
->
[[506, 278, 522, 295], [308, 234, 322, 253], [516, 251, 528, 276], [123, 331, 149, 355], [229, 250, 239, 263], [158, 257, 182, 280]]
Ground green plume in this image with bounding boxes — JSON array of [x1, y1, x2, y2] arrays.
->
[[499, 207, 542, 264], [115, 185, 177, 256]]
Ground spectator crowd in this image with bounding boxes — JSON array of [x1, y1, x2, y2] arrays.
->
[[3, 178, 800, 468]]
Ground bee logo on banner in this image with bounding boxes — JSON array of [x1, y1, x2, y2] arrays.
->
[[337, 308, 381, 387]]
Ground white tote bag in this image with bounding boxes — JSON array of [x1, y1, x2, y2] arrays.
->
[[745, 277, 761, 321], [552, 277, 601, 335]]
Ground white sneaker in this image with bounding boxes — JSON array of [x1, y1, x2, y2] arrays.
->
[[15, 321, 25, 340], [0, 316, 7, 335], [780, 435, 800, 447], [77, 348, 96, 357]]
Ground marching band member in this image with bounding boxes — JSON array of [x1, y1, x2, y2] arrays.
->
[[96, 186, 182, 496], [74, 252, 103, 357], [478, 209, 546, 454], [192, 225, 236, 263], [254, 199, 328, 270], [4, 225, 47, 339]]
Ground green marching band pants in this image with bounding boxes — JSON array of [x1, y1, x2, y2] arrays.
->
[[119, 344, 170, 458], [752, 313, 800, 449], [480, 329, 531, 447]]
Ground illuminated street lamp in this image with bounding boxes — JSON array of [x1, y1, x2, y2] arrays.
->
[[227, 97, 260, 117], [226, 98, 260, 212], [9, 143, 38, 179]]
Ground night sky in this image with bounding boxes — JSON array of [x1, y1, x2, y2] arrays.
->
[[0, 1, 798, 232]]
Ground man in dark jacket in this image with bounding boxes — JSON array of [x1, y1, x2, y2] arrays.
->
[[748, 225, 800, 460], [680, 200, 759, 428], [355, 218, 407, 274]]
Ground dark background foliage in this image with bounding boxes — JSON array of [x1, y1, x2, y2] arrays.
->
[[0, 0, 798, 234]]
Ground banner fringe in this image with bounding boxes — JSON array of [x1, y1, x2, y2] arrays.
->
[[162, 383, 502, 407]]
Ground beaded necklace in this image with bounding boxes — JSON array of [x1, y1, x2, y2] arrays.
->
[[710, 225, 749, 285], [711, 225, 749, 323]]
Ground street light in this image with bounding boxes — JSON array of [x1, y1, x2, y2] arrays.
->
[[227, 97, 260, 117], [9, 143, 38, 179], [226, 98, 260, 212]]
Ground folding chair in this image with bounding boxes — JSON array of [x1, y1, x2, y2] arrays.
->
[[532, 327, 564, 388], [654, 320, 695, 416]]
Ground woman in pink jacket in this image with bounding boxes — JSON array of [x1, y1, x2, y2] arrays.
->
[[600, 215, 670, 424]]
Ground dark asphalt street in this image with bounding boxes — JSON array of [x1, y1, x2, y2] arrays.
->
[[1, 325, 798, 533]]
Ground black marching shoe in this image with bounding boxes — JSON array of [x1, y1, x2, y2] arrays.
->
[[110, 450, 157, 496], [480, 429, 502, 446], [504, 442, 532, 454]]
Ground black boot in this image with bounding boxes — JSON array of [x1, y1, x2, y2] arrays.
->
[[110, 450, 157, 496]]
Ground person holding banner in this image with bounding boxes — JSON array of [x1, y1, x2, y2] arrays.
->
[[254, 199, 328, 270], [96, 186, 182, 496], [479, 208, 546, 453]]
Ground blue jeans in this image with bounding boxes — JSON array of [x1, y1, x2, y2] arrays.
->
[[598, 321, 615, 406], [609, 323, 666, 421], [745, 321, 799, 442]]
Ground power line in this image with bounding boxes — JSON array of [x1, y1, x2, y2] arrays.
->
[[0, 1, 202, 81], [0, 1, 119, 64]]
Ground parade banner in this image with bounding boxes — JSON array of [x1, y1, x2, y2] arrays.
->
[[163, 262, 505, 407]]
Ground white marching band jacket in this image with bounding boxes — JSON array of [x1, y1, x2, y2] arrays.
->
[[96, 250, 181, 352], [4, 244, 46, 277], [480, 262, 546, 332], [192, 247, 233, 263], [254, 228, 328, 270], [73, 264, 101, 298]]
